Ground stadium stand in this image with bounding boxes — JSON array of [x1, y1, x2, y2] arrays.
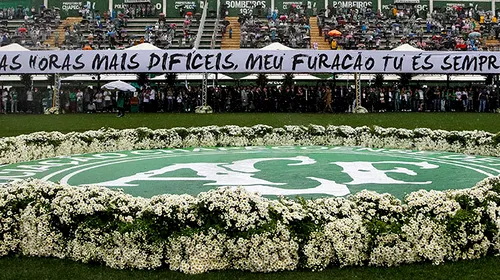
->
[[237, 3, 312, 49], [317, 5, 494, 51], [0, 2, 499, 51], [2, 7, 60, 49], [221, 3, 500, 51]]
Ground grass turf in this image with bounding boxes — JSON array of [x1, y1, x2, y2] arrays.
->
[[1, 112, 500, 278], [1, 255, 500, 280], [0, 112, 500, 137]]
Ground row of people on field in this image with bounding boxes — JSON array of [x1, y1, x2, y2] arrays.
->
[[1, 84, 497, 114]]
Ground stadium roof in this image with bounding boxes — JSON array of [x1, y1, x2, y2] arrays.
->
[[126, 43, 161, 50], [392, 43, 422, 51], [242, 74, 320, 80], [0, 43, 30, 51], [260, 42, 294, 50]]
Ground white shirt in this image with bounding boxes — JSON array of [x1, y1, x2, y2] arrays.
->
[[104, 91, 111, 101], [95, 92, 102, 103]]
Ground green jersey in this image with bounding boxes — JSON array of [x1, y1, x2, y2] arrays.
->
[[69, 92, 77, 102]]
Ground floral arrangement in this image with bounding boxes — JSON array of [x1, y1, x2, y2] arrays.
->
[[353, 106, 368, 114], [1, 125, 500, 164], [44, 107, 59, 115], [1, 124, 500, 274], [195, 105, 213, 114], [1, 177, 500, 274]]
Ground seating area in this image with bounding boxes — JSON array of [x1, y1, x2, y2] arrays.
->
[[0, 6, 31, 19], [319, 5, 497, 51], [2, 3, 500, 52], [0, 4, 221, 50], [59, 15, 221, 50], [239, 4, 312, 49], [223, 4, 500, 51], [1, 7, 60, 49]]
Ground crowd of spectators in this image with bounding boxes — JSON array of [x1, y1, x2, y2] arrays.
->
[[61, 4, 197, 50], [65, 13, 132, 50], [1, 83, 498, 115], [152, 12, 195, 49], [0, 5, 59, 48], [0, 6, 32, 19], [0, 2, 203, 52], [320, 5, 497, 51], [17, 7, 59, 48], [79, 3, 156, 20], [4, 2, 500, 52], [0, 3, 197, 50], [239, 4, 311, 48], [117, 3, 156, 19]]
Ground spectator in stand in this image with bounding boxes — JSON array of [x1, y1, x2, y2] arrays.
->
[[316, 4, 494, 51], [9, 6, 59, 49], [239, 3, 311, 49]]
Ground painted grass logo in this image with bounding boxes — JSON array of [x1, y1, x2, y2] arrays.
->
[[1, 146, 499, 199]]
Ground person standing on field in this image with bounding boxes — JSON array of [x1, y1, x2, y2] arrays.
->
[[10, 89, 17, 113], [26, 88, 33, 113], [142, 88, 150, 112], [150, 87, 157, 112], [116, 90, 125, 117], [103, 89, 112, 112], [76, 89, 83, 113], [478, 88, 488, 112], [323, 86, 333, 113], [1, 89, 8, 113]]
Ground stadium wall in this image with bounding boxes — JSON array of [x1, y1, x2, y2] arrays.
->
[[6, 0, 496, 19]]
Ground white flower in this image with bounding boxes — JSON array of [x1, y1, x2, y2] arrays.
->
[[1, 125, 500, 273]]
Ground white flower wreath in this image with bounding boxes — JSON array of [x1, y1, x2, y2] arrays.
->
[[0, 125, 500, 274]]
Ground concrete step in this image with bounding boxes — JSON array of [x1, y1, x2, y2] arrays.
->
[[221, 16, 240, 49], [309, 16, 330, 50]]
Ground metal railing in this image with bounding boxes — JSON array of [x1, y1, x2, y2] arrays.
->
[[193, 0, 209, 49], [210, 0, 221, 49]]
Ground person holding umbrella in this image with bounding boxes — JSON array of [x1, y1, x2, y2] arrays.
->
[[116, 90, 125, 117], [101, 81, 136, 117]]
